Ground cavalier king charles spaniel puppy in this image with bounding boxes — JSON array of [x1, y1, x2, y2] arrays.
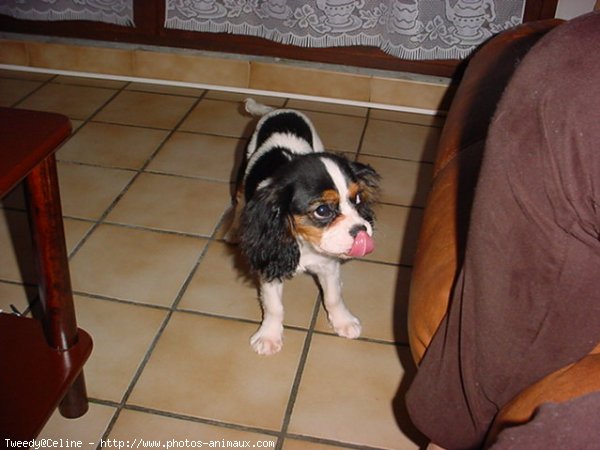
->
[[227, 99, 380, 355]]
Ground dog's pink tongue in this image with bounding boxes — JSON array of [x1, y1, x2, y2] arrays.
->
[[348, 230, 375, 258]]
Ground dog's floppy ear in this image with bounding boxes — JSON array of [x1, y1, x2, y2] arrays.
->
[[240, 184, 300, 281], [349, 160, 380, 203], [348, 160, 380, 225]]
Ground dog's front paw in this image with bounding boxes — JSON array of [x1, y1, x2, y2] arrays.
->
[[331, 314, 362, 340], [250, 330, 283, 355]]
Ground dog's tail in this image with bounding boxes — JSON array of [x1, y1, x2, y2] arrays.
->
[[244, 98, 275, 117]]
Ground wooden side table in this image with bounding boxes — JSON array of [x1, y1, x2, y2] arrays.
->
[[0, 107, 93, 439]]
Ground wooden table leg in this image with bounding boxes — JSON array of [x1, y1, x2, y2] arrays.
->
[[24, 153, 89, 418]]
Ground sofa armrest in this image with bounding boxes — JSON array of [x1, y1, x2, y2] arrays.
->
[[407, 19, 563, 365], [486, 343, 600, 446]]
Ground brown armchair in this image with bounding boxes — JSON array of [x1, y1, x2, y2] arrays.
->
[[407, 18, 600, 446]]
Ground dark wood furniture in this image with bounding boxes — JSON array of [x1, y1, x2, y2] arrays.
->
[[0, 0, 558, 79], [0, 107, 92, 439]]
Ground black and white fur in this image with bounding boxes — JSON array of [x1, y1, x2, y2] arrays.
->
[[227, 99, 380, 355]]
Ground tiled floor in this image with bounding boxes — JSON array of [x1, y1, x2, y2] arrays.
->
[[0, 68, 443, 449]]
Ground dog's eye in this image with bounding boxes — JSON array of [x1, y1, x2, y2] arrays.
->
[[313, 204, 334, 220], [354, 193, 361, 205]]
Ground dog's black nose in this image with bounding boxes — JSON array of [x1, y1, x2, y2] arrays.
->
[[350, 224, 367, 238]]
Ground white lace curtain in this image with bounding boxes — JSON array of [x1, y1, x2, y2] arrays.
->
[[0, 1, 526, 60], [0, 0, 134, 26], [165, 0, 526, 60]]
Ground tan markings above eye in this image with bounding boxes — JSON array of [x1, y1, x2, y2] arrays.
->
[[321, 189, 340, 204]]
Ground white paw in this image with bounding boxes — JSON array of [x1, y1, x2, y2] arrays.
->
[[331, 315, 362, 339], [250, 330, 283, 355]]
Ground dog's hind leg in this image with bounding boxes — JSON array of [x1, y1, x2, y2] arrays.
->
[[223, 185, 245, 244], [223, 201, 243, 244], [316, 262, 362, 339], [250, 279, 285, 355]]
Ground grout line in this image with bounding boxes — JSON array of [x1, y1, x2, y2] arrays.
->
[[92, 220, 216, 240], [93, 92, 249, 444], [93, 92, 216, 447], [62, 81, 137, 259], [284, 432, 390, 450], [0, 63, 445, 116], [95, 310, 173, 449], [6, 71, 55, 108], [89, 397, 389, 450], [66, 90, 207, 260], [115, 403, 281, 439], [275, 292, 322, 450]]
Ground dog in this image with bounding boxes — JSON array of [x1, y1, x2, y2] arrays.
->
[[227, 98, 380, 355]]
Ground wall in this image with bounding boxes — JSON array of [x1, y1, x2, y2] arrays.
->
[[555, 0, 596, 18]]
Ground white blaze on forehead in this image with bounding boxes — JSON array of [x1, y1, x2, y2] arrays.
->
[[320, 157, 349, 201]]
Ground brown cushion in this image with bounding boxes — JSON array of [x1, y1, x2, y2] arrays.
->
[[408, 139, 483, 362], [486, 343, 600, 446]]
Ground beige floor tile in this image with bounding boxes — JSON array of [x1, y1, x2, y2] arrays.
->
[[126, 82, 205, 97], [95, 90, 196, 129], [359, 155, 433, 208], [301, 111, 365, 153], [128, 312, 306, 430], [70, 224, 206, 306], [58, 122, 169, 169], [74, 295, 167, 402], [110, 409, 277, 446], [0, 78, 43, 107], [0, 282, 36, 315], [0, 212, 92, 283], [370, 109, 445, 127], [57, 162, 136, 220], [16, 83, 117, 120], [364, 204, 422, 266], [52, 75, 128, 89], [70, 119, 85, 131], [38, 402, 116, 444], [64, 218, 94, 252], [147, 131, 244, 182], [315, 261, 410, 344], [288, 336, 419, 449], [282, 439, 356, 450], [106, 173, 230, 236], [179, 99, 255, 138], [0, 69, 52, 81], [205, 91, 287, 106], [361, 119, 441, 162], [0, 209, 35, 283], [178, 241, 319, 328], [286, 99, 368, 117]]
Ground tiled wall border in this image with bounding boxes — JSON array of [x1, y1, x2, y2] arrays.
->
[[0, 34, 454, 114]]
